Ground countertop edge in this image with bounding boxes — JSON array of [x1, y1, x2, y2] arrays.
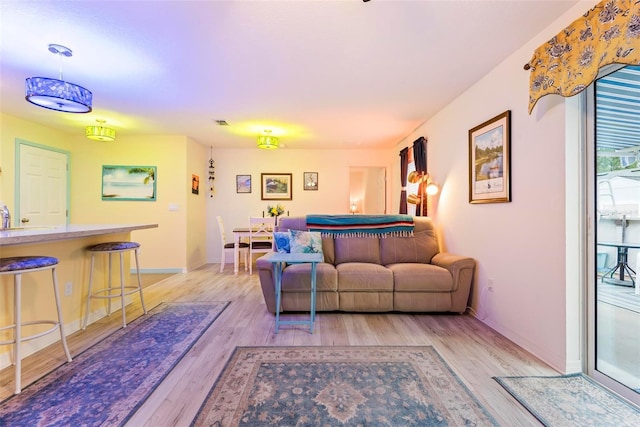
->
[[0, 224, 158, 246]]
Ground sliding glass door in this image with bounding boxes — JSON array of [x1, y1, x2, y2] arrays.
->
[[592, 64, 640, 404]]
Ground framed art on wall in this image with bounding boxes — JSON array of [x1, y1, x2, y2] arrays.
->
[[102, 165, 156, 201], [261, 173, 292, 200], [236, 174, 251, 193], [303, 172, 318, 191], [468, 110, 511, 204]]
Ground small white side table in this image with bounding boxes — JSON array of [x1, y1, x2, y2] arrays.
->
[[264, 252, 323, 333]]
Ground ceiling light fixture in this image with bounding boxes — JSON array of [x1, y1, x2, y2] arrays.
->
[[25, 44, 93, 113], [257, 130, 279, 150], [86, 119, 116, 141]]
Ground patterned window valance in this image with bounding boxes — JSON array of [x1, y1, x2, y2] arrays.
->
[[527, 0, 640, 114]]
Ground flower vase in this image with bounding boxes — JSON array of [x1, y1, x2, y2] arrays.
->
[[274, 215, 278, 228]]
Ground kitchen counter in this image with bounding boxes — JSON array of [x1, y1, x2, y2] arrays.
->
[[0, 224, 158, 246]]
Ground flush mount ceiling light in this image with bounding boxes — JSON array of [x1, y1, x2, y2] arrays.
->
[[257, 130, 279, 150], [86, 119, 116, 141], [25, 44, 92, 113]]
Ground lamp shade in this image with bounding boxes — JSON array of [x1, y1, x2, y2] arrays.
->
[[25, 77, 92, 113], [86, 121, 116, 141], [257, 135, 279, 149]]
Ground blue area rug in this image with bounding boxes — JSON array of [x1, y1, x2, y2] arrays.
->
[[0, 301, 229, 426], [494, 373, 640, 426], [192, 346, 498, 426]]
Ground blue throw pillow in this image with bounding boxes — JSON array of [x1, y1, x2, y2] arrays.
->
[[289, 230, 323, 256], [273, 232, 291, 253]]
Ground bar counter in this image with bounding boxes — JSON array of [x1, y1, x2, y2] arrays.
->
[[0, 223, 158, 370]]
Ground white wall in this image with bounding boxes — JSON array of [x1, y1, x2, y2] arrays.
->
[[394, 1, 598, 372], [207, 148, 394, 263]]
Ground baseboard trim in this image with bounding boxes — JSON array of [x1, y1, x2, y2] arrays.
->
[[130, 268, 184, 274]]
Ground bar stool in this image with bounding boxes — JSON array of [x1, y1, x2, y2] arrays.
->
[[83, 242, 147, 330], [0, 256, 73, 394]]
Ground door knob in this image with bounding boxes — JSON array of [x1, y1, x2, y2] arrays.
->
[[21, 218, 30, 224]]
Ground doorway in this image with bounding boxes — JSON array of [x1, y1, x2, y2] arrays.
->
[[590, 64, 640, 405], [348, 167, 386, 214], [17, 140, 70, 226]]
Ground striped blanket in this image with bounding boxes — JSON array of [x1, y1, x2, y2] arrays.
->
[[306, 214, 414, 237]]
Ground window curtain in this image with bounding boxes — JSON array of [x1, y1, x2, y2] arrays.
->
[[527, 0, 640, 114], [412, 137, 427, 216], [399, 147, 409, 214]]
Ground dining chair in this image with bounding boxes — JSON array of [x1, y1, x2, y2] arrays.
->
[[249, 217, 275, 274], [217, 216, 249, 273]]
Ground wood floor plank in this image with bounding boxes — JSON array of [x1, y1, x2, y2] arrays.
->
[[1, 264, 565, 426]]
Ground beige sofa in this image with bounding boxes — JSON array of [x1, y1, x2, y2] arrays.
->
[[256, 216, 475, 314]]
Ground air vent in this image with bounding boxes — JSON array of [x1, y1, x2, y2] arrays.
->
[[215, 120, 229, 126]]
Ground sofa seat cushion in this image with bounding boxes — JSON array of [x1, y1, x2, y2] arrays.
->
[[334, 237, 381, 265], [336, 263, 393, 292], [281, 263, 337, 292], [388, 263, 453, 292]]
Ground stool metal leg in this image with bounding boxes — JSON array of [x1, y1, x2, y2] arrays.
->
[[119, 252, 127, 327], [134, 249, 147, 315], [107, 253, 113, 316], [14, 273, 22, 394], [51, 267, 72, 363], [83, 253, 96, 330]]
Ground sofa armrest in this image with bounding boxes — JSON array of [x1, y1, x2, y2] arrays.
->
[[256, 253, 278, 313], [431, 252, 476, 313]]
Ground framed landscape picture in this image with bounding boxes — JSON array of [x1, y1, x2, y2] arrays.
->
[[468, 111, 511, 204], [236, 174, 251, 193], [261, 173, 292, 200], [102, 165, 156, 201]]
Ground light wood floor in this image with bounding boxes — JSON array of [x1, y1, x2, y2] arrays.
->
[[0, 264, 560, 426]]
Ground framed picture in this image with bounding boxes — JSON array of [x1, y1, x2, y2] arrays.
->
[[468, 111, 511, 204], [261, 173, 292, 200], [192, 174, 199, 195], [102, 165, 156, 201], [303, 172, 318, 191], [236, 174, 251, 193]]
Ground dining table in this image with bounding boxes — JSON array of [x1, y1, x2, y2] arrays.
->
[[597, 241, 640, 291]]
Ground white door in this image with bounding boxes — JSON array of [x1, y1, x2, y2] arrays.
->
[[18, 143, 69, 226]]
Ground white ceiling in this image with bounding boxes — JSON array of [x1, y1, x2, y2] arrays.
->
[[1, 0, 579, 150]]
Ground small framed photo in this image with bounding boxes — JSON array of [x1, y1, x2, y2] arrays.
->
[[469, 110, 511, 204], [236, 174, 251, 193], [261, 173, 292, 200], [192, 174, 199, 195], [303, 172, 318, 191]]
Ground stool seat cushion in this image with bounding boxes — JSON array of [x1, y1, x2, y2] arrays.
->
[[224, 242, 249, 249], [89, 241, 140, 252], [0, 256, 59, 272]]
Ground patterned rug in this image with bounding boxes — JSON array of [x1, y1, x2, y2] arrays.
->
[[0, 301, 229, 427], [494, 373, 640, 426], [192, 346, 498, 426]]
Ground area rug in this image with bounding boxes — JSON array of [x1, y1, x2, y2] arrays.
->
[[0, 301, 229, 427], [192, 346, 498, 426], [494, 373, 640, 426]]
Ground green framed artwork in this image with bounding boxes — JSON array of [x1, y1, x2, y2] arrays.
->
[[102, 165, 156, 201]]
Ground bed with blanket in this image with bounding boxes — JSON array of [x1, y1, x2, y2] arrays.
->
[[256, 215, 476, 314]]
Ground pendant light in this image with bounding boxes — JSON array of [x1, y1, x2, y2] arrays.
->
[[257, 130, 279, 149], [25, 44, 92, 113], [86, 119, 116, 141]]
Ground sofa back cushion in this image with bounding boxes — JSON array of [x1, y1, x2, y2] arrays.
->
[[334, 237, 381, 265], [380, 217, 439, 264]]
